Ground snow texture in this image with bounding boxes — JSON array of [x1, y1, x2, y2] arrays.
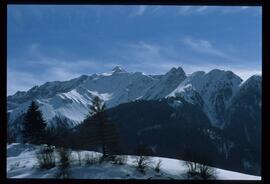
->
[[7, 143, 261, 180]]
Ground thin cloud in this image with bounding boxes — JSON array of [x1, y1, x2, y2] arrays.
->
[[112, 41, 192, 74], [196, 6, 208, 12], [183, 37, 227, 58], [178, 6, 192, 15], [8, 40, 261, 94], [45, 67, 79, 81], [241, 6, 249, 10], [112, 40, 261, 79], [7, 68, 43, 95], [8, 64, 84, 95], [177, 6, 258, 16], [177, 6, 210, 15], [182, 36, 254, 64], [125, 41, 160, 57], [8, 48, 130, 95], [131, 6, 147, 17], [233, 69, 261, 80], [22, 43, 116, 73], [7, 65, 81, 95], [219, 6, 261, 15]]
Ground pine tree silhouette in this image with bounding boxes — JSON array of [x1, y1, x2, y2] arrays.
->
[[85, 96, 118, 158], [22, 101, 47, 144]]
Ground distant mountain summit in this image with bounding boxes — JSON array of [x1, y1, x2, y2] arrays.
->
[[112, 66, 127, 73], [142, 67, 186, 100]]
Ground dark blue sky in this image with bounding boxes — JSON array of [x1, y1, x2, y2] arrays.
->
[[7, 5, 262, 95]]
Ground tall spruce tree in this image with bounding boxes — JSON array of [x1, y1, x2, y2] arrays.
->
[[22, 101, 47, 144], [86, 96, 118, 158]]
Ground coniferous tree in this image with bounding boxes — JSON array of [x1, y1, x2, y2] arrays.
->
[[22, 101, 47, 144], [85, 96, 118, 158]]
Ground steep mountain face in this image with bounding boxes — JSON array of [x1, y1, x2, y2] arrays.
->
[[197, 70, 242, 127], [225, 75, 261, 143], [223, 75, 262, 175], [167, 71, 206, 107], [142, 67, 186, 100], [168, 70, 242, 127]]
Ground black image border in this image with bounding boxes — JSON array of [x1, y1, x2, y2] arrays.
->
[[0, 0, 268, 184]]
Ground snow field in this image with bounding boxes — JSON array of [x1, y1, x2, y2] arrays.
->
[[7, 143, 261, 180]]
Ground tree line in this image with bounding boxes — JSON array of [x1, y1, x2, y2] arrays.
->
[[8, 96, 217, 179], [17, 96, 119, 159]]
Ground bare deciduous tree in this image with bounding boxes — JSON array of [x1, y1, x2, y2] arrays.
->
[[133, 144, 154, 174], [183, 157, 217, 179], [112, 155, 127, 165], [154, 159, 162, 173], [36, 145, 56, 169], [57, 147, 71, 179]]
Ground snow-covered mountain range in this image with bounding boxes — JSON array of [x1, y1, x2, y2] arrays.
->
[[8, 66, 260, 130], [7, 66, 261, 175]]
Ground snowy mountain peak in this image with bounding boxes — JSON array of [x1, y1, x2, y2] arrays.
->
[[240, 74, 261, 90], [13, 91, 27, 97], [190, 71, 205, 77], [246, 74, 261, 83], [29, 85, 39, 92], [207, 69, 230, 79], [208, 69, 224, 74], [201, 70, 242, 90], [112, 66, 127, 73], [206, 69, 241, 81], [166, 66, 186, 77]]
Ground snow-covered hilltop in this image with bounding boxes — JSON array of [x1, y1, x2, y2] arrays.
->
[[7, 66, 260, 129], [7, 143, 261, 180]]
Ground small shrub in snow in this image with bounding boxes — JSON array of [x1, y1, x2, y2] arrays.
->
[[100, 154, 112, 162], [84, 153, 101, 165], [183, 160, 217, 179], [198, 163, 217, 179], [133, 144, 154, 174], [134, 156, 153, 174], [76, 151, 83, 166], [57, 147, 71, 179], [9, 161, 20, 171], [36, 145, 55, 170], [112, 155, 127, 165], [154, 159, 162, 173]]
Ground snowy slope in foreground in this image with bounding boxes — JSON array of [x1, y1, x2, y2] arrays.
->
[[7, 143, 261, 180]]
